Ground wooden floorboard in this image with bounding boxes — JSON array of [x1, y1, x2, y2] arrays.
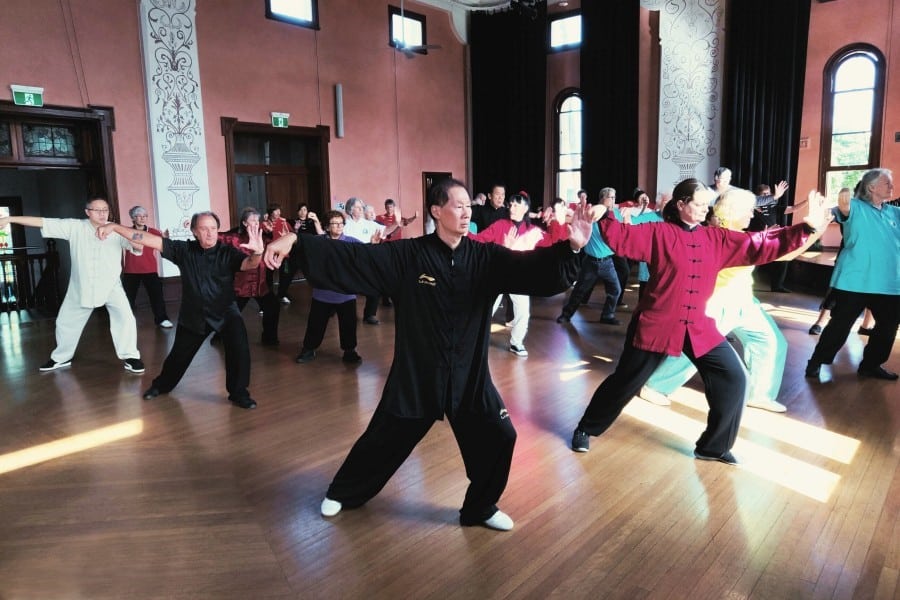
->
[[0, 280, 897, 599]]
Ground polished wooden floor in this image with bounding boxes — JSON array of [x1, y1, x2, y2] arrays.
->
[[1, 279, 897, 599]]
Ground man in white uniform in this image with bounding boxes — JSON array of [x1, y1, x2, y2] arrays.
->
[[0, 196, 145, 373]]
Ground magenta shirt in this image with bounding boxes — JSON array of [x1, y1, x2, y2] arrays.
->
[[600, 215, 810, 357]]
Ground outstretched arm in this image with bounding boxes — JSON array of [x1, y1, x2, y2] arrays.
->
[[0, 215, 45, 229], [97, 222, 164, 250]]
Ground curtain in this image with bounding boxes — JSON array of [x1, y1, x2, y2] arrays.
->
[[470, 3, 547, 204], [722, 0, 811, 204], [579, 1, 640, 200]]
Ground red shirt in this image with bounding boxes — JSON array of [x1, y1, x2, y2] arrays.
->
[[122, 226, 163, 274], [376, 213, 401, 241], [469, 219, 567, 249], [600, 215, 810, 357], [219, 231, 269, 298]]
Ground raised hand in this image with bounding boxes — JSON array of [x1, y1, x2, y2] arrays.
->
[[240, 220, 264, 255], [567, 203, 593, 251], [802, 190, 833, 230], [773, 180, 789, 200]]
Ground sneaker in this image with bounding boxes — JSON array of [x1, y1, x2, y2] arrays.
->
[[556, 314, 570, 324], [321, 497, 342, 517], [159, 319, 174, 329], [342, 350, 362, 364], [509, 344, 528, 357], [746, 398, 787, 413], [280, 296, 291, 305], [364, 316, 380, 325], [295, 349, 316, 364], [808, 324, 823, 335], [39, 359, 71, 372], [482, 510, 514, 531], [599, 316, 622, 326], [124, 358, 145, 373], [142, 387, 161, 400], [694, 449, 739, 466], [571, 429, 590, 452], [639, 385, 671, 406]]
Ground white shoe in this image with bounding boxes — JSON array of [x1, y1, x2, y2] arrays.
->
[[281, 297, 291, 305], [747, 398, 787, 413], [483, 510, 514, 531], [639, 385, 671, 406], [320, 497, 342, 517], [159, 319, 174, 329], [509, 344, 528, 357]]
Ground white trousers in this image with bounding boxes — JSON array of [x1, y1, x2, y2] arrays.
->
[[51, 285, 140, 362], [491, 293, 530, 347]]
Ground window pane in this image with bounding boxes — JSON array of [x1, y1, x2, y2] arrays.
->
[[550, 15, 581, 49], [22, 125, 78, 158], [0, 122, 10, 157], [558, 171, 582, 204], [832, 90, 873, 134], [834, 55, 875, 92], [830, 132, 871, 166], [392, 14, 423, 47], [825, 169, 865, 201], [270, 0, 313, 23]]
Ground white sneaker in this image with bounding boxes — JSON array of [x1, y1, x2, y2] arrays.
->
[[483, 510, 514, 531], [159, 319, 174, 329], [747, 398, 787, 413], [509, 344, 528, 357], [281, 297, 291, 305], [320, 497, 342, 517], [639, 385, 671, 406]]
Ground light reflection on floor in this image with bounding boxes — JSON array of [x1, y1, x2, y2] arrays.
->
[[0, 418, 144, 475]]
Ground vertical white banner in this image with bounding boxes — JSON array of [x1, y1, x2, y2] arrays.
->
[[139, 0, 211, 275], [643, 0, 725, 193]]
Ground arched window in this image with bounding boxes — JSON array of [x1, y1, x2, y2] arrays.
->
[[555, 89, 582, 203], [820, 44, 885, 198]]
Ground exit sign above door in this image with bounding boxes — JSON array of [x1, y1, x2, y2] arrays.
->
[[10, 85, 44, 107], [271, 112, 289, 128]]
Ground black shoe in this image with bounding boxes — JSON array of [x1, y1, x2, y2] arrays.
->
[[857, 327, 874, 336], [857, 365, 899, 380], [808, 324, 823, 335], [230, 396, 257, 410], [771, 287, 792, 293], [364, 316, 379, 325], [694, 449, 739, 466], [342, 350, 362, 364], [142, 387, 161, 400], [39, 359, 71, 372], [295, 348, 316, 364], [571, 429, 590, 453], [599, 316, 621, 326], [124, 358, 145, 373], [556, 314, 570, 324], [805, 361, 821, 378]]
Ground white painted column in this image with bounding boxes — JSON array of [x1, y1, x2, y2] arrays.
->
[[138, 0, 211, 275], [642, 0, 725, 193]]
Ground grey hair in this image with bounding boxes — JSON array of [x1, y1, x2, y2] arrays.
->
[[855, 168, 893, 202], [344, 197, 363, 215], [129, 205, 148, 219]]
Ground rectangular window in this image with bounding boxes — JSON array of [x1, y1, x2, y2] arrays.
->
[[389, 5, 426, 52], [266, 0, 319, 30], [550, 13, 581, 50], [0, 122, 11, 157], [22, 125, 78, 159]]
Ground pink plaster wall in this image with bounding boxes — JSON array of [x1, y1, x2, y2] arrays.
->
[[797, 0, 900, 201], [0, 0, 466, 234]]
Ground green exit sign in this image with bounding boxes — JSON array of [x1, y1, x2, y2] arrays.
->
[[11, 85, 44, 107], [271, 112, 289, 128]]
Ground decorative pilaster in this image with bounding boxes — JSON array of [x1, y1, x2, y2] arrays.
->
[[642, 0, 724, 192], [139, 0, 210, 274]]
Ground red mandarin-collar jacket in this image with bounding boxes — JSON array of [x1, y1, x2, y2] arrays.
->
[[219, 230, 269, 298], [599, 214, 811, 357], [468, 218, 568, 249]]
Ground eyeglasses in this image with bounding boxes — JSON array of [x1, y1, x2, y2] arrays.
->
[[328, 222, 344, 226], [86, 208, 110, 213]]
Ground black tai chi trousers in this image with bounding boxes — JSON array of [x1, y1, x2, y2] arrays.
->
[[326, 405, 517, 525], [151, 311, 252, 404], [578, 321, 747, 457]]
